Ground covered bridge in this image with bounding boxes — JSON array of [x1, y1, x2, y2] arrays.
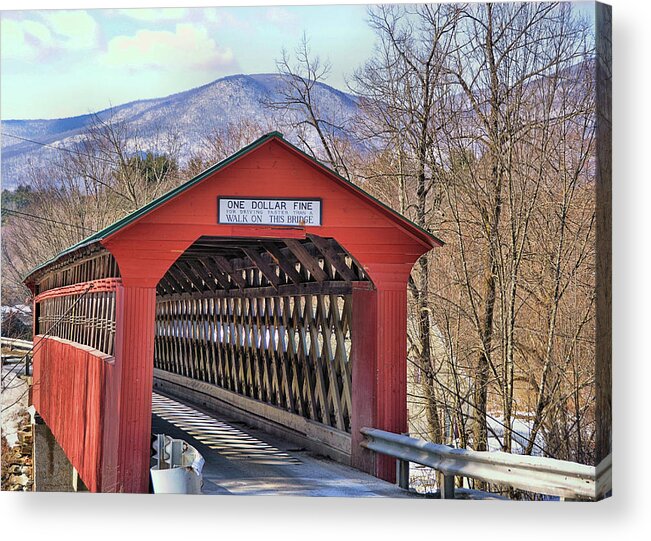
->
[[24, 132, 442, 493]]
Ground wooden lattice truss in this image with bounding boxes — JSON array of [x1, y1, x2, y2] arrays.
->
[[154, 234, 371, 435]]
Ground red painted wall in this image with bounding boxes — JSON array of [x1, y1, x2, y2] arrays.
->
[[112, 285, 157, 493], [31, 336, 114, 492]]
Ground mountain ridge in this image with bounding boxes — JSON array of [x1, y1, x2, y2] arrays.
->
[[1, 73, 359, 189]]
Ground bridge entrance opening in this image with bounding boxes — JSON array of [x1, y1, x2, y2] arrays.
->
[[25, 132, 441, 492], [152, 234, 370, 463]]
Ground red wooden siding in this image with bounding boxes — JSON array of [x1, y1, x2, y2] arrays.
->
[[350, 285, 409, 482], [112, 285, 157, 493], [31, 336, 113, 492], [351, 286, 378, 475], [102, 139, 431, 289]]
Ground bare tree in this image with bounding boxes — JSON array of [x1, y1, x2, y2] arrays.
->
[[268, 33, 351, 177], [1, 114, 183, 303], [184, 119, 272, 176], [442, 1, 594, 453], [352, 3, 462, 443], [351, 2, 597, 468]]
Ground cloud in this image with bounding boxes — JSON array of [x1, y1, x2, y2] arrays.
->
[[100, 24, 237, 71], [1, 18, 53, 60], [1, 11, 99, 61], [38, 10, 99, 50], [201, 8, 249, 29], [115, 8, 188, 22], [263, 7, 300, 28]]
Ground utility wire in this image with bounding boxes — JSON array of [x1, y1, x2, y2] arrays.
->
[[1, 363, 25, 389], [3, 131, 186, 183], [1, 284, 94, 393], [2, 132, 119, 166], [2, 131, 184, 201], [1, 213, 550, 455], [2, 208, 95, 232], [2, 132, 141, 201], [4, 131, 545, 454]]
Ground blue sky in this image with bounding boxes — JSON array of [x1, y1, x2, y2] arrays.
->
[[1, 2, 596, 120], [1, 4, 377, 119]]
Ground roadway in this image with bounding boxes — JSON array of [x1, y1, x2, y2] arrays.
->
[[151, 392, 416, 497]]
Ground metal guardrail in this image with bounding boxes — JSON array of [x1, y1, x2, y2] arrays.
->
[[361, 427, 610, 500], [1, 337, 33, 351], [1, 337, 33, 381]]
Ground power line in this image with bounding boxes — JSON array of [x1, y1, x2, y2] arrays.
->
[[2, 132, 119, 166], [2, 131, 184, 200], [2, 208, 95, 232], [1, 284, 94, 392], [0, 387, 31, 413]]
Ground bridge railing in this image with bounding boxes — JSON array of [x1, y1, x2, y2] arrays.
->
[[361, 427, 611, 500]]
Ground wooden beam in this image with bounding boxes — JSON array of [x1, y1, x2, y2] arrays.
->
[[177, 261, 215, 292], [167, 266, 194, 293], [157, 280, 362, 302], [162, 268, 186, 293], [262, 242, 303, 285], [211, 255, 247, 289], [284, 239, 328, 283], [157, 275, 175, 295], [241, 247, 280, 288], [195, 258, 231, 290], [307, 234, 358, 282]]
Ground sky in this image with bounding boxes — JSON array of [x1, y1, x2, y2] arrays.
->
[[1, 4, 377, 120], [1, 1, 596, 121]]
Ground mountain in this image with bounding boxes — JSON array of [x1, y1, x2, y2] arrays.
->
[[0, 74, 360, 189]]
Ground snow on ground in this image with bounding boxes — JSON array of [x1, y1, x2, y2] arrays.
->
[[1, 304, 31, 315], [1, 358, 31, 447], [407, 413, 547, 497], [487, 412, 546, 456]]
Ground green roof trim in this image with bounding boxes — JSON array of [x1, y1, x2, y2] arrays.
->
[[24, 131, 442, 283]]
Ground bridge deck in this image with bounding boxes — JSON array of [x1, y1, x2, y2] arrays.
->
[[151, 392, 415, 497]]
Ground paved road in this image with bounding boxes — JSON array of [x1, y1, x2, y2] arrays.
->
[[151, 392, 415, 498]]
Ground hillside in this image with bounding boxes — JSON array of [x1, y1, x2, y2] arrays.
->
[[1, 74, 359, 189]]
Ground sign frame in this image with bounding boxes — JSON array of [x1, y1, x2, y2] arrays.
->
[[217, 196, 323, 227]]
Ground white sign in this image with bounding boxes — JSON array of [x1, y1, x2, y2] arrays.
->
[[218, 197, 322, 226]]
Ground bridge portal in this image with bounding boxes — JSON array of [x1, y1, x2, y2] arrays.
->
[[25, 132, 441, 492]]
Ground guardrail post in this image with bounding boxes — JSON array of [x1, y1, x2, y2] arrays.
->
[[439, 472, 455, 499], [396, 458, 410, 490], [395, 431, 410, 490]]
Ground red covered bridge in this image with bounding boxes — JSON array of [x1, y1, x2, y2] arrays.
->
[[24, 132, 442, 493]]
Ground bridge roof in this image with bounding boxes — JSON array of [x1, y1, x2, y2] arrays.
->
[[24, 131, 442, 285]]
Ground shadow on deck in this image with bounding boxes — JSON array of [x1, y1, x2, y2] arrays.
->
[[151, 392, 415, 498]]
